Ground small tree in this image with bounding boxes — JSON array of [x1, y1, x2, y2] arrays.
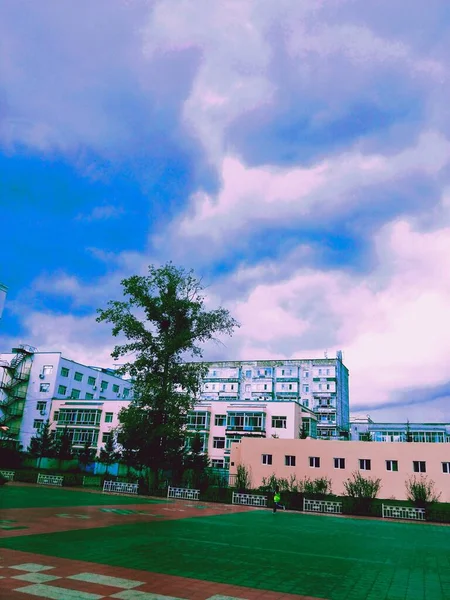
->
[[55, 426, 73, 468], [405, 475, 441, 508], [78, 442, 95, 471], [302, 476, 333, 498], [184, 433, 209, 490], [28, 421, 57, 468], [98, 433, 119, 475], [343, 471, 381, 515]]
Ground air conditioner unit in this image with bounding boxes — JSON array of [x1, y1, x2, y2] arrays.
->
[[39, 374, 45, 379], [92, 386, 97, 390]]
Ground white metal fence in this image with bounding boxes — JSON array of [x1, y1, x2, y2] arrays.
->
[[232, 492, 267, 507], [303, 498, 343, 514], [103, 480, 139, 495], [382, 504, 426, 521], [167, 486, 200, 500], [0, 470, 15, 481], [37, 473, 64, 486]]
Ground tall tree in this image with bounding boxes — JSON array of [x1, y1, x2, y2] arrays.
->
[[97, 263, 239, 483], [78, 441, 95, 471], [27, 421, 57, 468]]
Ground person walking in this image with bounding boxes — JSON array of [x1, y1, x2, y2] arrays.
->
[[273, 485, 286, 513]]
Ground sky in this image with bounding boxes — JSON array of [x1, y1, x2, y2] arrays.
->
[[1, 0, 450, 422]]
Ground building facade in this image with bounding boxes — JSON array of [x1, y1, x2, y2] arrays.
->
[[0, 346, 132, 451], [229, 437, 450, 501], [198, 355, 349, 439], [0, 283, 7, 320], [350, 416, 450, 443]]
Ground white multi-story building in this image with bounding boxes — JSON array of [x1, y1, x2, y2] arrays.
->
[[0, 345, 132, 451], [350, 415, 450, 443], [0, 283, 7, 320], [198, 354, 349, 439]]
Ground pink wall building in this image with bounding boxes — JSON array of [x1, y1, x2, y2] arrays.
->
[[230, 437, 450, 501]]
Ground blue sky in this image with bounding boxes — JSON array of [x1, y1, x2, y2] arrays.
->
[[1, 0, 450, 422]]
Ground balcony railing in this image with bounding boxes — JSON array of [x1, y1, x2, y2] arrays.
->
[[226, 425, 265, 433]]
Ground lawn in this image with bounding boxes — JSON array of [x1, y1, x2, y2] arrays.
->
[[0, 483, 166, 509], [2, 500, 450, 600]]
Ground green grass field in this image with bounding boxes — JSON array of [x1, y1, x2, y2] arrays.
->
[[1, 485, 450, 599], [0, 484, 165, 509]]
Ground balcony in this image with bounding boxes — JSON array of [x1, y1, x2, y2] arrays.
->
[[226, 425, 265, 434], [316, 405, 336, 412], [317, 420, 336, 426]]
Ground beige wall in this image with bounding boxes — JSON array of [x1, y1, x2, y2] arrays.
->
[[230, 438, 450, 501]]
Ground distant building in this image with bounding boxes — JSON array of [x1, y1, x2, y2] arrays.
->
[[0, 345, 132, 451], [350, 416, 450, 443], [0, 283, 7, 320], [198, 355, 349, 439]]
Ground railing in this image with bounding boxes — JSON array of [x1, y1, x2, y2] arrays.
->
[[103, 480, 138, 495], [232, 492, 267, 507], [303, 498, 343, 514], [167, 486, 200, 500], [0, 470, 15, 481], [226, 426, 265, 433], [37, 473, 64, 486], [382, 504, 425, 521]]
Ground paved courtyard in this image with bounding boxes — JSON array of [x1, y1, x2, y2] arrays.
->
[[1, 483, 450, 599]]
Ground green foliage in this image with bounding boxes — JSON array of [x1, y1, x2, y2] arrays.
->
[[27, 421, 57, 466], [302, 476, 333, 498], [0, 473, 8, 486], [77, 442, 95, 470], [405, 475, 441, 507], [235, 463, 252, 491], [0, 440, 24, 469], [98, 433, 120, 474], [98, 263, 239, 479], [55, 426, 73, 463], [344, 471, 381, 498], [359, 432, 373, 442], [183, 433, 210, 490]]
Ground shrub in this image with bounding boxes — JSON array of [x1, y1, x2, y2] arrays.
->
[[343, 471, 381, 515], [235, 464, 252, 491], [0, 474, 8, 486], [405, 475, 441, 508], [302, 476, 332, 498]]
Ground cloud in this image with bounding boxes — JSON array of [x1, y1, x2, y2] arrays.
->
[[76, 205, 125, 222]]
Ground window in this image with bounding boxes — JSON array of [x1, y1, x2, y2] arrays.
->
[[43, 365, 53, 375], [112, 384, 119, 393], [222, 384, 226, 391], [70, 389, 80, 399], [272, 416, 287, 429], [359, 459, 371, 471], [60, 367, 69, 377], [105, 413, 113, 423], [262, 454, 272, 465], [304, 371, 309, 378], [187, 411, 208, 429], [33, 419, 44, 431], [318, 369, 322, 375], [303, 385, 309, 393], [39, 383, 50, 392], [211, 459, 224, 468], [245, 384, 251, 392], [36, 401, 47, 412], [413, 461, 426, 473], [334, 457, 345, 469], [386, 460, 398, 472], [74, 371, 83, 382], [88, 376, 96, 386], [58, 409, 101, 426], [289, 384, 293, 390], [231, 384, 234, 390], [213, 437, 225, 449], [245, 370, 252, 378], [318, 384, 322, 391], [285, 455, 296, 467], [123, 388, 130, 398], [101, 381, 108, 391], [263, 384, 268, 390], [54, 411, 59, 422], [102, 433, 110, 444], [309, 456, 320, 468], [215, 414, 226, 426], [326, 384, 330, 390], [442, 462, 450, 474], [85, 393, 94, 400]]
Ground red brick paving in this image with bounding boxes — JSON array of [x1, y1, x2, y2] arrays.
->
[[0, 549, 326, 599]]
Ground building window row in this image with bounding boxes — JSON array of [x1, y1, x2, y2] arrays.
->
[[260, 455, 450, 474]]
